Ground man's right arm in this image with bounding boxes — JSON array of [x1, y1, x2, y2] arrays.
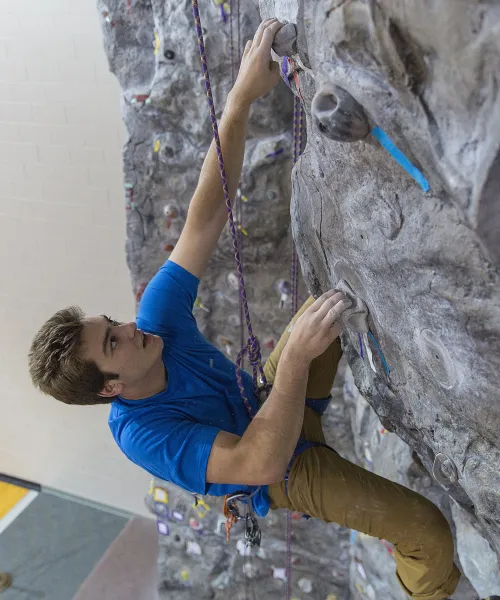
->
[[206, 290, 351, 486], [207, 347, 310, 485]]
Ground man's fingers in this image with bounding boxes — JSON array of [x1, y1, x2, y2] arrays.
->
[[322, 299, 352, 326], [316, 293, 350, 320], [310, 289, 339, 312], [242, 39, 252, 57], [258, 20, 285, 50], [253, 18, 277, 46]]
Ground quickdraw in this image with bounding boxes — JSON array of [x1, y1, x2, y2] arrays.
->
[[223, 491, 262, 548]]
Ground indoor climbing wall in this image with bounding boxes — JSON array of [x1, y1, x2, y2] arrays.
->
[[98, 0, 500, 597], [259, 0, 500, 596]]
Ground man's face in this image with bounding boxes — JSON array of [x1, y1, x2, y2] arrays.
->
[[81, 315, 164, 397]]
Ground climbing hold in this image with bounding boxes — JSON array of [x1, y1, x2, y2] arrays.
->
[[194, 297, 210, 312], [227, 272, 239, 290], [157, 520, 169, 536], [154, 502, 169, 517], [186, 541, 202, 556], [356, 562, 367, 580], [237, 223, 248, 236], [189, 518, 203, 532], [311, 83, 370, 142], [154, 31, 160, 55], [163, 204, 178, 219], [154, 139, 161, 153], [131, 93, 151, 105], [367, 331, 391, 375], [336, 279, 369, 333], [154, 487, 169, 504], [266, 148, 284, 159], [432, 452, 458, 486], [243, 562, 258, 578], [298, 578, 313, 593], [171, 510, 184, 521], [272, 567, 287, 581], [192, 496, 211, 518], [415, 329, 457, 389], [164, 49, 175, 60], [326, 595, 337, 600], [372, 127, 430, 192], [271, 22, 298, 57], [236, 188, 248, 202], [279, 280, 292, 308], [180, 569, 189, 581], [264, 336, 276, 350], [164, 243, 175, 252], [355, 583, 365, 594], [237, 539, 252, 557]]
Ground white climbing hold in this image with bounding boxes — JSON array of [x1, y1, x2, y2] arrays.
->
[[186, 541, 202, 556], [298, 578, 313, 593], [237, 538, 252, 557], [357, 562, 367, 580], [243, 562, 258, 578], [272, 567, 287, 581], [362, 333, 377, 372]]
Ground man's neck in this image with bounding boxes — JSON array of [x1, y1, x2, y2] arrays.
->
[[121, 357, 167, 401]]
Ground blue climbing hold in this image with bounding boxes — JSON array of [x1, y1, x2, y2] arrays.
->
[[371, 126, 430, 193]]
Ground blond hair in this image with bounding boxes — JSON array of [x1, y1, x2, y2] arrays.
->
[[29, 307, 118, 406]]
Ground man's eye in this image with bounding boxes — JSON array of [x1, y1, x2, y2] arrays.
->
[[110, 337, 117, 351]]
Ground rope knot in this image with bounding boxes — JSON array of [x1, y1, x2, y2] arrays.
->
[[247, 335, 262, 367]]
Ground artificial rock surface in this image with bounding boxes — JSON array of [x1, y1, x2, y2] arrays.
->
[[98, 0, 500, 597]]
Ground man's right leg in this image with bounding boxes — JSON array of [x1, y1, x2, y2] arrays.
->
[[268, 448, 460, 600]]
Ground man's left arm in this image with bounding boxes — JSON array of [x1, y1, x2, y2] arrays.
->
[[170, 18, 283, 280]]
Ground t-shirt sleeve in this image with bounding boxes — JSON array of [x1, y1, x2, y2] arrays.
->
[[122, 416, 220, 495], [136, 260, 200, 337]]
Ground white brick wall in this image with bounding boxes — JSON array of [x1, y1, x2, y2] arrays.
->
[[0, 0, 153, 516]]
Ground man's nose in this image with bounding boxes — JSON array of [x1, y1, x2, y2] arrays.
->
[[123, 321, 137, 337]]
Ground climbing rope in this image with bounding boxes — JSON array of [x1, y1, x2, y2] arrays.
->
[[191, 0, 270, 418], [286, 95, 305, 600]]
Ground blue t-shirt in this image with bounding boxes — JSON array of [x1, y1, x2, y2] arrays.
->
[[108, 260, 271, 517]]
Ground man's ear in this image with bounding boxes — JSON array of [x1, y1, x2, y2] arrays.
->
[[99, 379, 124, 398]]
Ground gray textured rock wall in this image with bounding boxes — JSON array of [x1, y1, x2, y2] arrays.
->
[[99, 0, 500, 597], [261, 0, 500, 576]]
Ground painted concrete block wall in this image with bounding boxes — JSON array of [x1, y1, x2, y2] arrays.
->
[[0, 0, 152, 516]]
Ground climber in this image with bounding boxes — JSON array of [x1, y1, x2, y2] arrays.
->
[[29, 19, 461, 600]]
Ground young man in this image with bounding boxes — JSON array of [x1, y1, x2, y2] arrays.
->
[[30, 19, 461, 600]]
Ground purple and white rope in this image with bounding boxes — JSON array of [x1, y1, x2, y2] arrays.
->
[[291, 96, 304, 318], [192, 0, 268, 417]]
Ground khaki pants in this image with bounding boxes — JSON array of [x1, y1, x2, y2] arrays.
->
[[263, 297, 460, 600]]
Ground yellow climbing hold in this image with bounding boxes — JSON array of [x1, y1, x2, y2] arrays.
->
[[326, 595, 337, 600], [223, 2, 230, 14], [154, 30, 160, 55], [355, 583, 364, 594], [192, 496, 211, 519], [154, 139, 161, 153], [181, 569, 189, 581], [153, 487, 169, 504], [148, 479, 154, 495], [237, 224, 248, 236]]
